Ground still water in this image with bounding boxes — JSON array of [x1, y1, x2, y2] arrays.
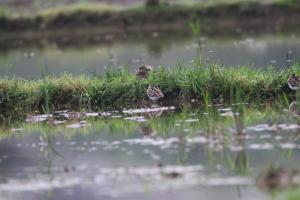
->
[[0, 28, 300, 199], [0, 104, 299, 199], [0, 32, 299, 78]]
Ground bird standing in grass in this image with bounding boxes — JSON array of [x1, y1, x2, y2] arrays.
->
[[287, 74, 300, 90], [147, 85, 164, 101], [136, 65, 153, 79], [289, 101, 300, 116]]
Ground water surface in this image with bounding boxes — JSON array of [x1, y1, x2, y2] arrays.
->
[[0, 104, 299, 199], [0, 33, 299, 78]]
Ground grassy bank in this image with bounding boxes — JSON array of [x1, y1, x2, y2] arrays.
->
[[0, 63, 297, 114], [0, 1, 300, 34]]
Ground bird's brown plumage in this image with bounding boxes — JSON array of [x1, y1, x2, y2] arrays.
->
[[136, 65, 153, 79], [287, 74, 300, 90], [147, 85, 164, 101]]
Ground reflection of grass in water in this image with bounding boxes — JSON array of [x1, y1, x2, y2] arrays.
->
[[40, 132, 65, 160], [189, 17, 201, 38], [1, 98, 300, 196], [0, 100, 297, 138], [0, 102, 299, 188], [277, 188, 300, 200]]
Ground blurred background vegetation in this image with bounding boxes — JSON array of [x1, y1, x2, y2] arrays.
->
[[0, 0, 287, 16]]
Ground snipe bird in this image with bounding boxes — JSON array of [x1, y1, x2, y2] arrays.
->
[[289, 101, 300, 116], [136, 65, 153, 79], [287, 74, 300, 90], [147, 85, 164, 101]]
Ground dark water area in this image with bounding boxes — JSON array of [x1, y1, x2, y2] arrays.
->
[[0, 32, 299, 78]]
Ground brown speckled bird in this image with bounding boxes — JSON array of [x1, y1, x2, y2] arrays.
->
[[147, 85, 164, 101], [287, 74, 300, 90], [136, 65, 153, 79], [289, 101, 300, 116]]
